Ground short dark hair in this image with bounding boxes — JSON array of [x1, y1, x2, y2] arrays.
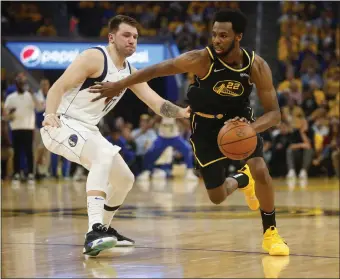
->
[[213, 9, 247, 34], [108, 15, 139, 33]]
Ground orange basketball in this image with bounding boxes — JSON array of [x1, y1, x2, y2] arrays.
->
[[217, 120, 257, 160]]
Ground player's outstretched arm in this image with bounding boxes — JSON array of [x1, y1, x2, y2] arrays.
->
[[42, 49, 103, 127], [89, 49, 208, 101], [249, 55, 281, 133], [130, 81, 190, 119]]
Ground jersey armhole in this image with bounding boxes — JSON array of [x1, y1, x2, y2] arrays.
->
[[205, 46, 215, 61], [127, 61, 132, 74], [248, 51, 256, 74], [79, 47, 108, 91], [197, 47, 215, 80]]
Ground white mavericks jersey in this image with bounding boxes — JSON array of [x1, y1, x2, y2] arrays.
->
[[158, 117, 180, 138], [57, 46, 131, 128]]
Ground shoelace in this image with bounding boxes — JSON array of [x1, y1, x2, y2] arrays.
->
[[269, 228, 287, 244], [95, 224, 108, 232]]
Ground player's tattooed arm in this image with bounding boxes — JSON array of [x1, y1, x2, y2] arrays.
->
[[159, 101, 182, 118], [89, 50, 211, 101], [128, 80, 190, 119]]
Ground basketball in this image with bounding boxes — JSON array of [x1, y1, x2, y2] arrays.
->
[[217, 120, 257, 160]]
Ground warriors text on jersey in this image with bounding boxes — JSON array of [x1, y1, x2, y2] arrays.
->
[[187, 46, 255, 114], [57, 46, 131, 128]]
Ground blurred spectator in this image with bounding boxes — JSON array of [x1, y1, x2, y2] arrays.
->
[[323, 69, 340, 100], [69, 16, 79, 36], [36, 18, 57, 36], [311, 117, 339, 177], [298, 49, 320, 75], [138, 116, 197, 181], [300, 23, 318, 52], [286, 119, 315, 179], [282, 97, 305, 129], [34, 78, 50, 179], [131, 114, 157, 175], [189, 6, 203, 23], [301, 67, 323, 88], [5, 72, 27, 97], [106, 126, 136, 167], [301, 87, 320, 119], [270, 121, 291, 177], [4, 75, 45, 183], [277, 66, 302, 94], [1, 102, 14, 180], [282, 80, 303, 105], [309, 79, 326, 105], [50, 154, 71, 179]]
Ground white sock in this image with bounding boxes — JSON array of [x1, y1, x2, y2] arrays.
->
[[103, 204, 121, 227], [87, 196, 105, 232]]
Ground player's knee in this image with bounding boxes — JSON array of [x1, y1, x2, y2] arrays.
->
[[123, 168, 135, 191], [96, 146, 116, 167], [207, 185, 227, 205], [209, 195, 224, 205]]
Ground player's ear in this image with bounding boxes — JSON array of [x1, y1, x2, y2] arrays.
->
[[108, 32, 115, 44], [236, 33, 243, 42]]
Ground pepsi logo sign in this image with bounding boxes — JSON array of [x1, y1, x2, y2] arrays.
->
[[20, 45, 41, 67]]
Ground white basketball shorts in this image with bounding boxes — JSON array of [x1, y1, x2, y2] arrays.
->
[[40, 116, 121, 167]]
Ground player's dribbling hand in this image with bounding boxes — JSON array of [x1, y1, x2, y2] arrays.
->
[[42, 113, 61, 128], [89, 81, 124, 102], [224, 116, 250, 124]]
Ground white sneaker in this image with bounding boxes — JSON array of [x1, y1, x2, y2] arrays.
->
[[286, 169, 296, 179], [185, 169, 198, 181], [298, 169, 308, 179], [11, 173, 21, 186], [152, 169, 167, 179], [27, 173, 35, 185], [137, 170, 151, 181]]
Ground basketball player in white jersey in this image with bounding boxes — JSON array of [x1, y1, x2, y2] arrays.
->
[[138, 116, 197, 181], [40, 15, 190, 257]]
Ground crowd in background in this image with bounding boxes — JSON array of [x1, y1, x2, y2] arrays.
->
[[2, 1, 239, 52], [269, 1, 339, 178], [1, 1, 339, 183]]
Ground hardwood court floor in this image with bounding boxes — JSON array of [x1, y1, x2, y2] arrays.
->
[[1, 176, 339, 278]]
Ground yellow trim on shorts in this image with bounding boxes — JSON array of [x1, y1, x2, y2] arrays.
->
[[189, 138, 227, 167], [191, 113, 196, 131]]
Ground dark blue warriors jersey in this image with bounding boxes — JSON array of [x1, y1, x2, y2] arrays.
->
[[187, 46, 256, 114]]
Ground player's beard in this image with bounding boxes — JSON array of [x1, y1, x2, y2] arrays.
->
[[111, 41, 130, 58], [217, 38, 236, 58]]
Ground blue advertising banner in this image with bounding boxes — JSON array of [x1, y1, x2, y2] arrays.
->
[[5, 42, 167, 70]]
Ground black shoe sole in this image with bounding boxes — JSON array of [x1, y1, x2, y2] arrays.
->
[[83, 237, 117, 257]]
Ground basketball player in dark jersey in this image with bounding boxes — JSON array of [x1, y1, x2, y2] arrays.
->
[[89, 9, 289, 256]]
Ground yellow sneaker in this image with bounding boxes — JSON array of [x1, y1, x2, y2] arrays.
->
[[237, 164, 259, 210], [262, 256, 290, 278], [262, 226, 290, 256]]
